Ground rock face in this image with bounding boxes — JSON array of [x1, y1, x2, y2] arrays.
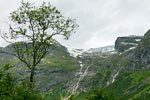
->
[[115, 35, 143, 52], [129, 30, 150, 69]]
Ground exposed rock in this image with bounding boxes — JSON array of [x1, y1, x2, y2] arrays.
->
[[115, 35, 143, 52], [129, 29, 150, 69]]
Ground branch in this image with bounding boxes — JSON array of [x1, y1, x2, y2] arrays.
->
[[12, 43, 31, 69], [0, 50, 17, 57], [0, 49, 31, 69]]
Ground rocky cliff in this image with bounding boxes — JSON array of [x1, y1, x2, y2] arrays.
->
[[115, 35, 143, 52], [128, 30, 150, 70]]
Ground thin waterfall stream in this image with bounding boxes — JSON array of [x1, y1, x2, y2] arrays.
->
[[63, 60, 90, 100]]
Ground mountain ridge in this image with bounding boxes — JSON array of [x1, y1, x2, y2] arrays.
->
[[1, 31, 150, 99]]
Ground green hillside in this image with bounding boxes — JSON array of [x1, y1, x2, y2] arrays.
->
[[1, 30, 150, 100]]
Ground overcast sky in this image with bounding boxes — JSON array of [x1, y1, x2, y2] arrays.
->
[[0, 0, 150, 49]]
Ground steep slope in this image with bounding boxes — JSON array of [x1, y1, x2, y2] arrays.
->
[[72, 45, 119, 90], [72, 32, 150, 100], [1, 30, 150, 100], [129, 29, 150, 70], [115, 35, 143, 53], [105, 70, 150, 100], [0, 43, 80, 92], [102, 31, 150, 99]]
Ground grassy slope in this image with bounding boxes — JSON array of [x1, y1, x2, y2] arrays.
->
[[72, 71, 150, 100], [105, 70, 150, 100]]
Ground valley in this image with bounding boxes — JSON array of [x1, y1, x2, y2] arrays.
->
[[1, 29, 150, 100]]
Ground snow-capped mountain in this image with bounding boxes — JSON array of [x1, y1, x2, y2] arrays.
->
[[85, 45, 114, 53], [68, 49, 85, 57], [68, 45, 115, 58]]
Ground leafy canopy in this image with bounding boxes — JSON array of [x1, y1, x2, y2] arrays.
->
[[0, 1, 78, 83]]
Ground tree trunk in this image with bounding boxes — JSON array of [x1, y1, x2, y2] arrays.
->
[[30, 70, 34, 83], [30, 67, 35, 89]]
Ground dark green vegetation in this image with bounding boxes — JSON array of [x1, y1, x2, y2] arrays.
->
[[0, 63, 43, 100], [0, 44, 80, 92], [67, 71, 150, 100], [105, 71, 150, 100]]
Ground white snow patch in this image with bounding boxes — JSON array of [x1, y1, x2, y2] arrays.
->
[[125, 46, 136, 52], [68, 49, 85, 57], [135, 39, 141, 42], [86, 45, 114, 53], [120, 42, 137, 45]]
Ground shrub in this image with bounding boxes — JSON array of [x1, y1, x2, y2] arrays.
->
[[0, 63, 43, 100], [86, 88, 118, 100]]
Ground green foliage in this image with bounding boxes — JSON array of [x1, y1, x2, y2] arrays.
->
[[42, 89, 69, 100], [47, 58, 79, 70], [72, 88, 119, 100], [86, 88, 117, 100], [90, 72, 103, 86], [68, 95, 77, 100], [105, 71, 150, 99], [0, 64, 43, 100], [0, 0, 78, 84], [103, 71, 111, 85]]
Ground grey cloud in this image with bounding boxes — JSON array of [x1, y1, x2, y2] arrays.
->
[[0, 0, 150, 49]]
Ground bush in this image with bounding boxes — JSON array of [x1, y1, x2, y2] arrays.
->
[[86, 88, 118, 100], [0, 63, 43, 100]]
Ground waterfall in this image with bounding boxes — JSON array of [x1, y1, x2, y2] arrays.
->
[[72, 64, 89, 94], [112, 71, 119, 83], [63, 61, 90, 100], [106, 70, 120, 86], [70, 60, 90, 94]]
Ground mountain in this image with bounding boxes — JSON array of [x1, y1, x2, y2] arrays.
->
[[68, 48, 84, 57], [0, 43, 81, 92], [71, 32, 150, 99], [86, 45, 114, 53], [128, 30, 150, 70], [69, 45, 114, 57], [115, 35, 143, 53], [1, 30, 150, 99], [102, 31, 150, 99]]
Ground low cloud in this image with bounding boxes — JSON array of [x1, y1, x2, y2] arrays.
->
[[0, 0, 150, 49]]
